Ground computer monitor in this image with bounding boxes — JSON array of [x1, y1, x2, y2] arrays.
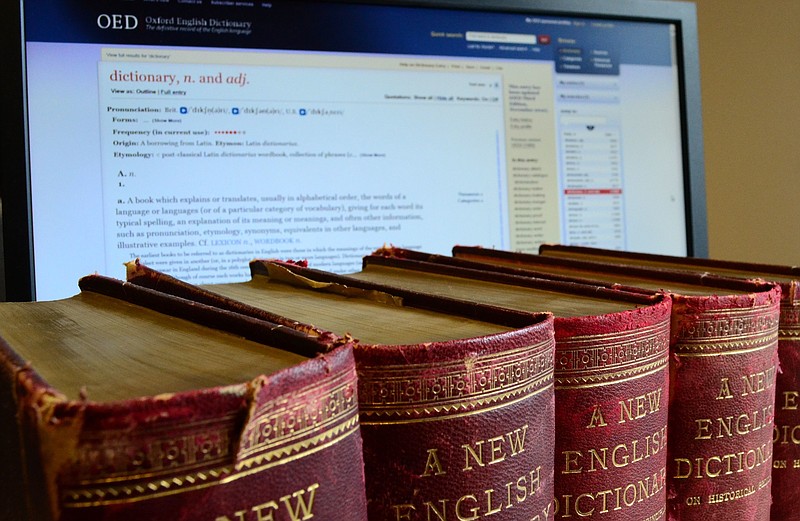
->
[[1, 0, 706, 301]]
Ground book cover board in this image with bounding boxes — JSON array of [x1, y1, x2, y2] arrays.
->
[[125, 259, 557, 521], [0, 274, 367, 521]]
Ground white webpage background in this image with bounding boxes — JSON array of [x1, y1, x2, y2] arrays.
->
[[554, 64, 686, 254], [27, 43, 106, 301], [99, 61, 507, 281], [28, 43, 508, 299], [26, 43, 684, 300], [617, 64, 686, 254]]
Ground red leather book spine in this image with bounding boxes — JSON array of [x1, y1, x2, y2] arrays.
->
[[771, 282, 800, 520], [355, 318, 556, 521], [8, 343, 367, 521], [536, 244, 800, 520], [668, 290, 780, 521], [553, 297, 672, 521]]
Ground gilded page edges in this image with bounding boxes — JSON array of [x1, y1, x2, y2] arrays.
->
[[554, 318, 670, 389], [264, 261, 404, 307], [57, 356, 360, 508], [672, 302, 780, 357], [357, 335, 554, 424]]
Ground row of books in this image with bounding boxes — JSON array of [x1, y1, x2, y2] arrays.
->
[[0, 244, 796, 520]]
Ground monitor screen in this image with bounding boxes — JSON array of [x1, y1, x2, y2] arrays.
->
[[1, 0, 706, 301]]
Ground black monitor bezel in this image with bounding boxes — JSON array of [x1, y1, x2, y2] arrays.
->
[[0, 0, 706, 301]]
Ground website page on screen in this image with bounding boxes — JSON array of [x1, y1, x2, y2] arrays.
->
[[24, 1, 686, 300]]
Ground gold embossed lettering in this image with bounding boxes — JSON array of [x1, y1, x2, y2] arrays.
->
[[485, 489, 502, 515], [562, 450, 582, 474], [674, 458, 692, 479], [696, 419, 712, 440], [774, 459, 788, 469], [695, 406, 773, 439], [463, 441, 485, 471], [505, 480, 517, 506], [619, 388, 662, 424], [575, 493, 594, 517], [672, 441, 772, 479], [462, 424, 528, 471], [506, 474, 532, 506], [530, 501, 553, 521], [717, 378, 734, 400], [587, 448, 608, 472], [280, 483, 319, 521], [586, 405, 607, 429], [705, 456, 723, 477], [612, 444, 630, 468], [559, 494, 573, 517], [717, 417, 734, 438], [425, 499, 447, 520], [561, 426, 665, 474], [707, 485, 756, 504], [455, 495, 479, 520], [553, 467, 666, 518], [529, 466, 542, 495], [773, 424, 800, 444], [736, 413, 752, 435], [251, 501, 279, 521], [531, 466, 542, 495], [596, 448, 615, 474], [593, 490, 613, 513], [488, 436, 506, 465], [506, 424, 528, 456], [396, 464, 543, 519], [740, 366, 775, 397], [214, 483, 318, 521], [783, 391, 799, 410], [422, 448, 447, 477], [392, 504, 415, 520]]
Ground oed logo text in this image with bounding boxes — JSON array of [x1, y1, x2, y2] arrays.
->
[[97, 14, 138, 30]]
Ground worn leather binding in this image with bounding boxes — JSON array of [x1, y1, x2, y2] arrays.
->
[[0, 275, 367, 521], [354, 317, 554, 521], [537, 243, 800, 521], [126, 259, 557, 521], [451, 245, 782, 521], [356, 248, 672, 521]]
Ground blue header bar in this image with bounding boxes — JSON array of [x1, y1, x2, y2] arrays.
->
[[23, 0, 675, 73]]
